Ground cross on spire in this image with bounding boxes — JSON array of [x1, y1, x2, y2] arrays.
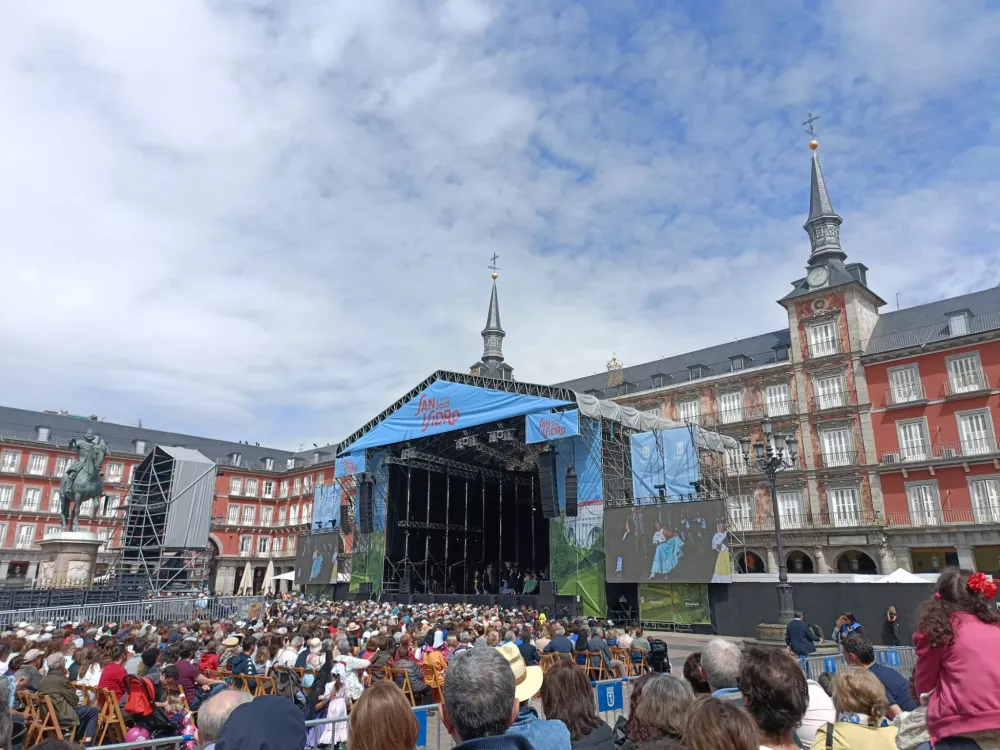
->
[[802, 112, 820, 139], [488, 253, 499, 274]]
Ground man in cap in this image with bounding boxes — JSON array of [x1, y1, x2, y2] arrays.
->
[[39, 652, 97, 743], [499, 642, 570, 750], [22, 649, 45, 690]]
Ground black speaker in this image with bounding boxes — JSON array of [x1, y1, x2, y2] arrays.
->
[[538, 449, 558, 519], [358, 481, 373, 534], [340, 504, 352, 535], [565, 467, 578, 517]]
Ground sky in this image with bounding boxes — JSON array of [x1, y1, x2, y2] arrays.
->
[[2, 0, 1000, 450]]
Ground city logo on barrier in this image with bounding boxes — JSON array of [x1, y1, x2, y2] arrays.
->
[[642, 445, 651, 458], [415, 394, 461, 432], [676, 441, 685, 455], [537, 418, 567, 438]]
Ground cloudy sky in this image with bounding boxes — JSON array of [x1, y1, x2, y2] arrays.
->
[[3, 0, 1000, 450]]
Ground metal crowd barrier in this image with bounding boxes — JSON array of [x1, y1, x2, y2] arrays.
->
[[306, 704, 445, 750], [0, 595, 264, 627], [800, 645, 916, 680]]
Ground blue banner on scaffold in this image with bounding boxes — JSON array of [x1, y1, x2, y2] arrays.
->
[[312, 484, 341, 528], [596, 680, 623, 713], [526, 410, 580, 444], [630, 427, 699, 500], [335, 451, 366, 478]]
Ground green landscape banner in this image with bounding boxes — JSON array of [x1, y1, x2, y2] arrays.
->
[[638, 583, 710, 624]]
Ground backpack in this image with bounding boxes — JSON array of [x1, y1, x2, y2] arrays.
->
[[647, 639, 671, 673], [272, 666, 303, 701]]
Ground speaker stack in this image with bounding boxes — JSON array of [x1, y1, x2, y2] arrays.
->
[[565, 467, 578, 517], [538, 448, 559, 519], [358, 480, 374, 533]]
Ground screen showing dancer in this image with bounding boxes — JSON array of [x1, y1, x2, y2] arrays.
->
[[604, 499, 731, 583], [294, 531, 340, 586]]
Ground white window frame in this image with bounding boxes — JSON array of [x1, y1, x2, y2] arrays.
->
[[263, 458, 274, 471], [302, 503, 311, 522], [134, 440, 146, 455], [0, 522, 6, 548], [677, 398, 700, 424], [1, 450, 21, 473], [263, 481, 275, 499], [949, 313, 970, 337], [54, 456, 71, 477], [317, 473, 325, 486], [896, 418, 931, 462], [905, 481, 941, 526], [777, 491, 803, 529], [293, 477, 302, 495], [0, 485, 12, 510], [242, 505, 256, 526], [261, 506, 273, 526], [106, 493, 121, 515], [49, 490, 61, 513], [287, 536, 295, 553], [807, 321, 839, 357], [820, 427, 853, 467], [279, 507, 287, 526], [289, 506, 299, 526], [106, 462, 124, 483], [764, 383, 791, 417], [814, 373, 846, 410], [957, 408, 995, 457], [728, 495, 753, 531], [273, 537, 283, 555], [257, 536, 270, 556], [27, 454, 48, 476], [724, 448, 747, 477], [947, 352, 985, 394], [730, 356, 745, 372], [718, 391, 744, 424], [304, 475, 312, 490], [36, 427, 51, 442], [15, 523, 36, 550], [969, 477, 1000, 524], [239, 535, 253, 557], [245, 478, 258, 497], [227, 504, 240, 525], [279, 481, 289, 498], [829, 486, 862, 527], [887, 364, 922, 404], [127, 465, 135, 484], [21, 487, 41, 512], [230, 476, 243, 496], [44, 524, 61, 539]]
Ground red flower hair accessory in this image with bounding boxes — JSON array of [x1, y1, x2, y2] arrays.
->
[[967, 572, 998, 599]]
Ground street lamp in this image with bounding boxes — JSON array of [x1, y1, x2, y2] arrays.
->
[[741, 417, 799, 623]]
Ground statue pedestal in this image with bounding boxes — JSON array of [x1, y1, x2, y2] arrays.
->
[[36, 531, 104, 588]]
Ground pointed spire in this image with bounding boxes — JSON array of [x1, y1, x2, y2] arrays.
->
[[471, 259, 513, 381], [803, 141, 846, 264], [484, 280, 504, 335]]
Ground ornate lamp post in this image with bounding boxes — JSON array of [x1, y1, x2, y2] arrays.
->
[[741, 418, 799, 623]]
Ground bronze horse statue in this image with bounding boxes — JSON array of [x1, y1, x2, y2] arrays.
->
[[59, 429, 107, 531]]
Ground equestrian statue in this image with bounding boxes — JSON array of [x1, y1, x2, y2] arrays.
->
[[59, 428, 108, 531]]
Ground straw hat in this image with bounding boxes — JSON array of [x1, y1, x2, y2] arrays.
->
[[496, 643, 543, 703], [223, 636, 240, 647]]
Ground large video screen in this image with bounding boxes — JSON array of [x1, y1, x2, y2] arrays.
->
[[294, 531, 340, 586], [604, 499, 731, 583]]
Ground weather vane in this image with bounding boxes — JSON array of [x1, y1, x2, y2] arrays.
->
[[802, 112, 820, 139], [489, 253, 499, 280]]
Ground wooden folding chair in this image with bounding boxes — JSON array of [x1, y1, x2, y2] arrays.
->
[[629, 650, 648, 675], [21, 692, 43, 749], [94, 688, 128, 745], [390, 667, 416, 707], [257, 674, 277, 696], [611, 647, 633, 676], [586, 651, 609, 681], [540, 653, 559, 672], [422, 663, 446, 705], [575, 652, 588, 667], [33, 693, 76, 744], [17, 690, 37, 727], [367, 666, 389, 682]]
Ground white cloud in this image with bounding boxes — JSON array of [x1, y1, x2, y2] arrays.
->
[[1, 1, 999, 449]]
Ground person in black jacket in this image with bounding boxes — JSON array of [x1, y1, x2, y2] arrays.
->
[[785, 612, 820, 657], [543, 626, 574, 655], [229, 638, 257, 676], [510, 631, 539, 667]]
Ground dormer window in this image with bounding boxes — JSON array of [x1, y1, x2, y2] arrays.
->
[[286, 458, 295, 469], [730, 356, 746, 372], [688, 365, 704, 380], [36, 427, 50, 442], [948, 310, 971, 337], [651, 373, 670, 389], [227, 452, 242, 467], [773, 345, 790, 362], [262, 457, 274, 471], [133, 440, 146, 454]]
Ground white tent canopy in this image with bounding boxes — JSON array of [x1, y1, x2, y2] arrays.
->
[[270, 570, 296, 581], [236, 562, 253, 596], [877, 568, 932, 583], [263, 560, 276, 595]]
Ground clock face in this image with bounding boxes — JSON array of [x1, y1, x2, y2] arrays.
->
[[807, 266, 829, 288]]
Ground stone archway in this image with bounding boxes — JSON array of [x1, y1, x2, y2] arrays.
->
[[736, 550, 766, 573], [786, 549, 815, 574], [835, 549, 879, 574]]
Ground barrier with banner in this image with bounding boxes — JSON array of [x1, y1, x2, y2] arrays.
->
[[800, 646, 916, 680], [0, 595, 265, 628]]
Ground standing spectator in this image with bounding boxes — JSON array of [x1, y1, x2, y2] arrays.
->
[[682, 653, 710, 695], [810, 667, 898, 749], [881, 607, 901, 647], [785, 612, 820, 657], [349, 681, 419, 750], [914, 567, 1000, 748], [629, 675, 691, 749], [739, 647, 808, 750], [197, 690, 252, 750], [541, 660, 614, 750], [38, 653, 97, 743], [685, 697, 758, 750], [440, 648, 533, 750], [422, 634, 448, 691], [499, 643, 571, 750], [698, 639, 742, 701], [315, 658, 349, 748], [842, 635, 916, 716]]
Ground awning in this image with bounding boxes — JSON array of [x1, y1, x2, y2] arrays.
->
[[270, 571, 296, 581]]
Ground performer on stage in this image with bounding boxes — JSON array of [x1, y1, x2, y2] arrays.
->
[[711, 523, 731, 583], [649, 522, 684, 579]]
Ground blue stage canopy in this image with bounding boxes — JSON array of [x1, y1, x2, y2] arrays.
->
[[341, 379, 572, 454]]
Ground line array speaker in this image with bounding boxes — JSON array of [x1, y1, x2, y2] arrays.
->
[[538, 449, 559, 519], [565, 467, 578, 517], [358, 480, 374, 534]]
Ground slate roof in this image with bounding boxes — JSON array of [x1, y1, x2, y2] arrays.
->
[[865, 286, 1000, 354], [554, 329, 792, 396], [780, 260, 878, 302]]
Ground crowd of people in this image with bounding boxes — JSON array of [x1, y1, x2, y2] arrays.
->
[[0, 567, 994, 750]]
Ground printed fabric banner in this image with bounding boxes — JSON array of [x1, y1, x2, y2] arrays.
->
[[526, 410, 580, 444], [335, 451, 366, 478], [638, 583, 711, 624], [342, 379, 572, 453], [312, 484, 341, 529], [630, 427, 700, 500]]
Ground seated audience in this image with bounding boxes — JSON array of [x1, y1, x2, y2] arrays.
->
[[739, 647, 808, 750], [682, 653, 711, 694], [197, 689, 252, 750], [215, 694, 307, 750], [541, 660, 614, 750], [349, 680, 419, 750], [628, 675, 691, 749], [499, 643, 571, 750], [39, 653, 97, 743], [842, 634, 916, 717], [685, 696, 758, 750], [810, 667, 898, 749], [699, 638, 742, 700]]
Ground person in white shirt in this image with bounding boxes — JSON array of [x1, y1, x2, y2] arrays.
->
[[332, 639, 370, 701], [276, 636, 303, 667], [798, 678, 836, 746]]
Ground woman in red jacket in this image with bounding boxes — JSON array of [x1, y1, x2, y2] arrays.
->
[[913, 567, 1000, 748]]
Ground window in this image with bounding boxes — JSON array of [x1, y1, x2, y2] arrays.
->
[[0, 523, 6, 548], [807, 321, 838, 357], [263, 481, 275, 499], [242, 506, 256, 526], [273, 537, 283, 555], [36, 427, 51, 442], [302, 503, 312, 523], [289, 506, 299, 525], [1, 451, 20, 473], [777, 491, 803, 529], [79, 499, 94, 517], [279, 481, 289, 498], [970, 478, 1000, 524], [230, 476, 243, 496], [765, 384, 791, 417], [54, 456, 71, 477], [257, 536, 270, 556], [897, 419, 931, 462], [106, 463, 124, 483], [888, 365, 922, 404], [27, 455, 47, 475], [44, 525, 61, 539], [106, 494, 121, 515], [263, 458, 274, 471], [829, 487, 861, 527], [239, 535, 252, 557], [948, 353, 985, 394], [15, 524, 36, 550], [287, 536, 295, 553], [719, 391, 744, 424], [821, 428, 853, 467], [728, 495, 753, 531], [133, 440, 146, 454], [97, 528, 111, 552], [227, 504, 239, 525], [245, 478, 258, 497], [317, 473, 325, 486], [814, 374, 846, 410], [286, 458, 295, 470], [730, 356, 745, 372], [279, 507, 287, 526], [293, 478, 302, 495], [774, 346, 790, 362], [22, 487, 41, 512], [949, 313, 969, 337], [49, 490, 60, 513], [958, 410, 994, 456], [688, 365, 703, 380], [229, 453, 243, 467], [677, 398, 700, 424], [0, 486, 12, 510], [261, 507, 273, 526], [724, 448, 747, 476], [304, 475, 312, 490], [127, 465, 135, 484], [906, 482, 941, 526]]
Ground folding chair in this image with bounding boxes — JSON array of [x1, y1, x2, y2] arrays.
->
[[390, 667, 416, 707], [575, 652, 588, 667], [21, 692, 43, 749], [422, 663, 446, 705], [33, 694, 76, 744], [367, 666, 389, 682], [611, 647, 633, 677], [586, 651, 609, 681], [94, 688, 128, 745], [540, 653, 559, 672]]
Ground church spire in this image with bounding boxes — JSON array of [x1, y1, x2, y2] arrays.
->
[[470, 255, 514, 381], [803, 139, 846, 264]]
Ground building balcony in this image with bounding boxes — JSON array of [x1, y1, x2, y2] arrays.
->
[[885, 507, 1000, 527], [819, 449, 859, 469], [883, 384, 928, 409], [879, 438, 1000, 468], [812, 390, 858, 414], [807, 340, 842, 360], [701, 402, 798, 429], [943, 371, 990, 399], [729, 509, 881, 533]]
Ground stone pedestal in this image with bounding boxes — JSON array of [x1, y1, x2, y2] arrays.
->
[[36, 531, 104, 588]]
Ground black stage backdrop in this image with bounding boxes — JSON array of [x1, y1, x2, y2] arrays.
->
[[294, 531, 340, 586], [605, 500, 728, 583], [708, 582, 934, 644]]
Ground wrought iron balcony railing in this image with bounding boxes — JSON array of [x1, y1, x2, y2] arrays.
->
[[819, 449, 859, 468], [884, 383, 927, 408], [884, 507, 1000, 527], [880, 438, 1000, 466]]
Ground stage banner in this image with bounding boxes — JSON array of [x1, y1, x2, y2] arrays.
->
[[350, 451, 387, 595], [342, 379, 572, 453], [335, 451, 366, 478], [638, 583, 710, 625], [526, 410, 580, 444], [549, 417, 606, 618], [630, 427, 699, 501], [312, 484, 341, 529]]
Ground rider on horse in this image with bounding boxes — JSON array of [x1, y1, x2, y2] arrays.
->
[[59, 428, 107, 531]]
